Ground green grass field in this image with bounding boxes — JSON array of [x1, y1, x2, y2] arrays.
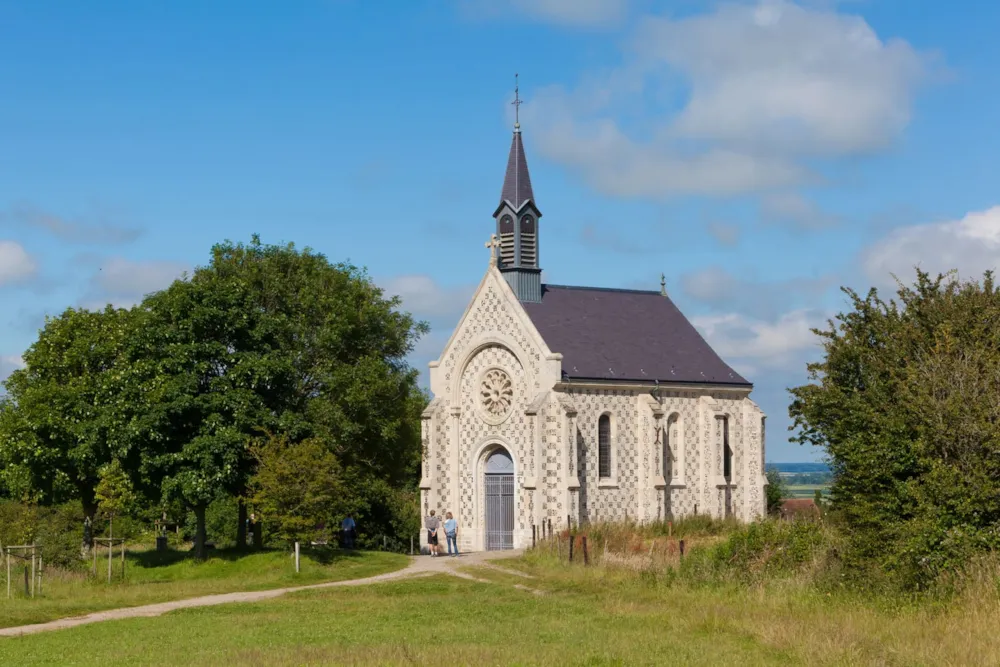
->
[[0, 547, 407, 630], [2, 549, 998, 665], [785, 484, 831, 499]]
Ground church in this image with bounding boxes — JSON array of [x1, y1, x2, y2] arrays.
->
[[419, 100, 767, 553]]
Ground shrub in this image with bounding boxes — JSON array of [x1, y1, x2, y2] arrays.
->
[[681, 519, 830, 586], [0, 500, 86, 569]]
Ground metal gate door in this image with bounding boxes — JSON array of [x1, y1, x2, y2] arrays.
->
[[485, 474, 514, 550]]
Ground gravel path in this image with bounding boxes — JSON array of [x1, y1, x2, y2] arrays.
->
[[0, 550, 525, 638]]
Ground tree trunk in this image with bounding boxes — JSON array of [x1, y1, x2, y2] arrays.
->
[[193, 504, 207, 560], [236, 499, 248, 550]]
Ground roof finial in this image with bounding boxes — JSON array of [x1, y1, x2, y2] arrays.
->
[[512, 73, 522, 133], [660, 273, 667, 296]]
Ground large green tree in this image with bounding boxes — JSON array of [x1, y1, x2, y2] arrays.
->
[[789, 269, 1000, 587], [122, 236, 427, 558], [0, 306, 135, 550]]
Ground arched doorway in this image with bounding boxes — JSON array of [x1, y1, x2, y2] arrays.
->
[[484, 448, 514, 550]]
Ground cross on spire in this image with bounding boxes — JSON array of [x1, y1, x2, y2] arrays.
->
[[512, 73, 522, 132], [485, 233, 501, 265]]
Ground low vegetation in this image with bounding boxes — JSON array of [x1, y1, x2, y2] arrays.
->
[[0, 545, 406, 630], [3, 520, 999, 665]]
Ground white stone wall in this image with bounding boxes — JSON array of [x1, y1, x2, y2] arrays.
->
[[421, 266, 767, 552]]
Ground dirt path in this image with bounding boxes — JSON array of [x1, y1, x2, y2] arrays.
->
[[0, 550, 526, 639]]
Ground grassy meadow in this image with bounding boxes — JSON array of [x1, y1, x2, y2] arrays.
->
[[2, 519, 999, 665], [0, 545, 407, 629]]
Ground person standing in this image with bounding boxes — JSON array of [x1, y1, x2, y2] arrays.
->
[[444, 512, 458, 557], [341, 514, 356, 550], [425, 510, 440, 557]]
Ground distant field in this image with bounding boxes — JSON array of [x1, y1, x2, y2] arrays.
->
[[785, 484, 831, 499]]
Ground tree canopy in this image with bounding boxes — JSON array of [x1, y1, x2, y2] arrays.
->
[[0, 306, 135, 545], [0, 236, 429, 558], [789, 269, 1000, 587], [249, 432, 344, 546]]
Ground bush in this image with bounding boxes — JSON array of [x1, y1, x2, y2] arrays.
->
[[0, 500, 86, 569], [681, 519, 830, 586], [765, 467, 787, 515], [790, 270, 1000, 589]]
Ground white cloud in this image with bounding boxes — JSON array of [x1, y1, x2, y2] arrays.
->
[[379, 274, 475, 322], [523, 0, 932, 198], [692, 309, 825, 372], [459, 0, 628, 26], [707, 221, 740, 246], [681, 266, 835, 319], [0, 354, 25, 386], [759, 192, 840, 229], [862, 206, 1000, 288], [83, 257, 189, 309], [0, 203, 142, 244], [0, 240, 38, 286]]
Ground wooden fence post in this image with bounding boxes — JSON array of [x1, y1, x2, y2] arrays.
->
[[679, 539, 685, 558], [295, 542, 301, 573], [569, 534, 574, 563], [583, 536, 589, 566]]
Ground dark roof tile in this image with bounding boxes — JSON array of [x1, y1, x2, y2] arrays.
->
[[500, 131, 535, 211], [521, 285, 750, 386]]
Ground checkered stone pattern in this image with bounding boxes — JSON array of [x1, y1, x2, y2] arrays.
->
[[441, 280, 542, 395], [433, 410, 450, 512], [571, 388, 640, 523], [741, 409, 766, 519], [457, 344, 530, 533], [711, 391, 752, 519], [654, 391, 702, 518], [542, 401, 561, 518]]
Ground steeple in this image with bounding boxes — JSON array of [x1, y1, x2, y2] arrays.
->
[[494, 74, 543, 303]]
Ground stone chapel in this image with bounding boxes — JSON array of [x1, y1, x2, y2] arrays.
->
[[420, 109, 768, 553]]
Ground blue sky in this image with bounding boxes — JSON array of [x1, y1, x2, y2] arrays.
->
[[2, 0, 999, 462]]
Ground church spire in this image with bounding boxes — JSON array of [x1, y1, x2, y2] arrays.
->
[[500, 74, 535, 211], [494, 75, 543, 304]]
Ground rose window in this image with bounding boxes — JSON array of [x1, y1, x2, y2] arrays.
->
[[480, 369, 513, 419]]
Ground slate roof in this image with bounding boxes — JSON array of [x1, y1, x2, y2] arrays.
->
[[499, 131, 535, 211], [520, 285, 750, 386]]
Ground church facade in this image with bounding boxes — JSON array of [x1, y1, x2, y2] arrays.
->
[[419, 115, 767, 553]]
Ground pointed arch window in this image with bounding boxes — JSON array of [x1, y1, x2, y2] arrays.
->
[[722, 416, 733, 481], [664, 413, 682, 482], [598, 414, 612, 479]]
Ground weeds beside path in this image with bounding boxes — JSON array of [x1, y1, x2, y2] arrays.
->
[[0, 549, 520, 637], [0, 547, 407, 631]]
